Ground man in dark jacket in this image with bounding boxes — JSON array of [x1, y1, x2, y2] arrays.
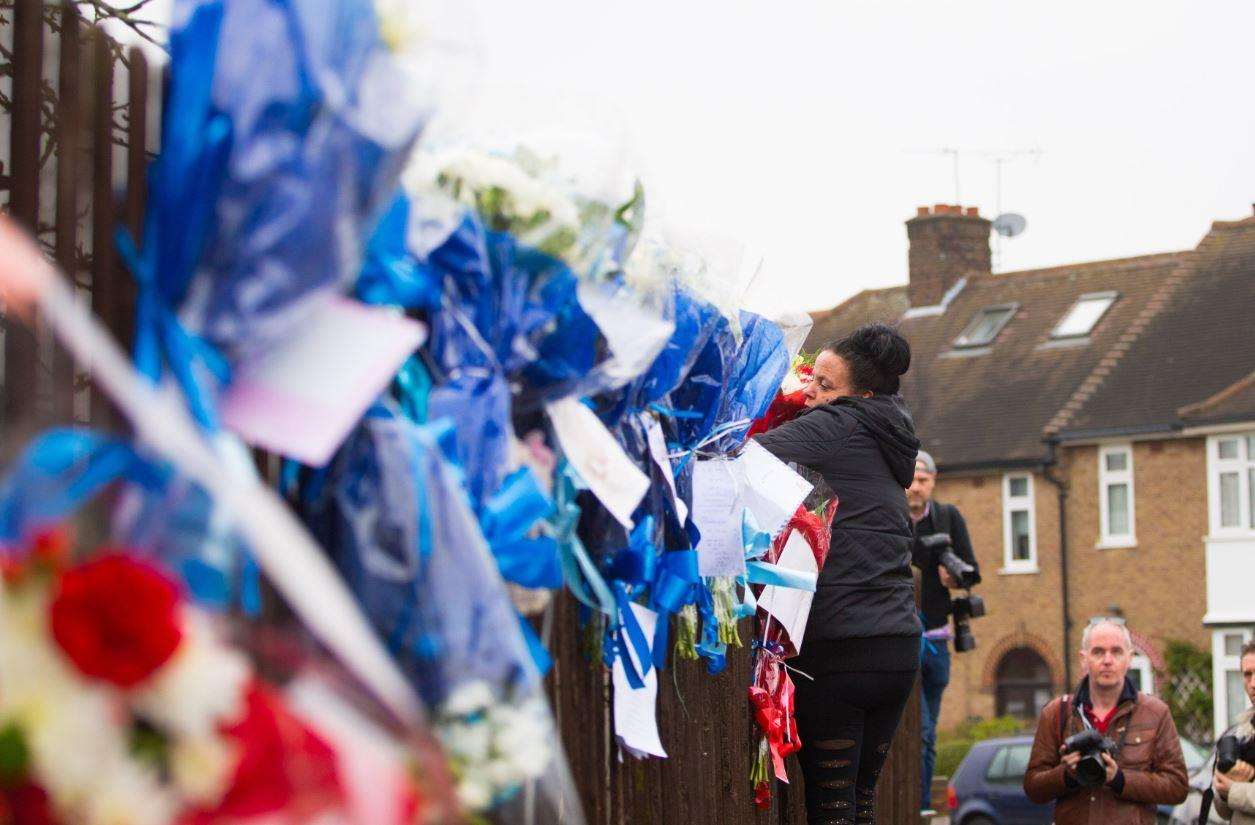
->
[[908, 449, 980, 814], [1023, 619, 1188, 824]]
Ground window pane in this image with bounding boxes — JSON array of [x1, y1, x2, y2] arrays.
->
[[1250, 468, 1255, 529], [1006, 745, 1031, 779], [1107, 483, 1130, 535], [958, 307, 1013, 346], [986, 747, 1009, 780], [1220, 472, 1241, 527], [1228, 670, 1250, 727], [1247, 435, 1255, 460], [1225, 634, 1246, 657], [1009, 477, 1029, 498], [1128, 667, 1143, 691], [1105, 451, 1128, 473], [1053, 295, 1116, 338], [1219, 439, 1240, 460], [1011, 510, 1031, 561]]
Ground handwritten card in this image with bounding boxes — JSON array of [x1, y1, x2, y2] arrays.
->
[[612, 603, 667, 759], [546, 397, 650, 529], [643, 415, 687, 525], [756, 531, 819, 656], [221, 296, 426, 467], [737, 440, 813, 538], [692, 458, 747, 577]]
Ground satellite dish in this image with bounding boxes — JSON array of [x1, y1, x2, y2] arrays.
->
[[993, 212, 1028, 238]]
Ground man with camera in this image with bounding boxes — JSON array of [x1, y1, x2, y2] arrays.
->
[[1212, 640, 1255, 823], [1023, 619, 1188, 824], [908, 450, 982, 815]]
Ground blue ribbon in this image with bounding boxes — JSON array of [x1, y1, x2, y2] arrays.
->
[[480, 468, 561, 589], [0, 429, 168, 542], [552, 464, 616, 618], [116, 229, 231, 432], [694, 582, 726, 675], [648, 549, 700, 671]]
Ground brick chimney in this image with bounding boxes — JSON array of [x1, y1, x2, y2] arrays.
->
[[906, 204, 992, 307]]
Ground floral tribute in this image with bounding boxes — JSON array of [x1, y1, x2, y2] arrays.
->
[[746, 353, 816, 438], [0, 530, 426, 825], [748, 502, 835, 810]]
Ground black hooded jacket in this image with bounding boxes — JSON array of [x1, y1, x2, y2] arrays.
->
[[754, 394, 923, 645]]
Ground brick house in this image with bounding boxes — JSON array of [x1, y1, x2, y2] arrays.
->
[[806, 204, 1255, 737]]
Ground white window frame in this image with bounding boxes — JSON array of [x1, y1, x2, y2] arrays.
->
[[1051, 291, 1118, 339], [1097, 443, 1137, 548], [1213, 628, 1254, 738], [954, 303, 1018, 348], [1207, 433, 1255, 537], [1001, 473, 1038, 574], [1129, 653, 1155, 695]]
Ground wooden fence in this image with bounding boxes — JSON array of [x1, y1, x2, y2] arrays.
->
[[0, 3, 922, 821], [549, 595, 922, 824], [1, 0, 150, 439]]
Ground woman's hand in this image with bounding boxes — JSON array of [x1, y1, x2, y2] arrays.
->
[[1216, 768, 1235, 800], [1226, 759, 1255, 783]]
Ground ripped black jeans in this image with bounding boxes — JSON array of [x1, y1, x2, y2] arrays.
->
[[792, 651, 919, 824]]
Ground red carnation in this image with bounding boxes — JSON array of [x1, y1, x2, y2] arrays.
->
[[49, 553, 184, 688]]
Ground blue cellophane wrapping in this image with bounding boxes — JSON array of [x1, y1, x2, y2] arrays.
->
[[665, 312, 737, 450], [302, 406, 540, 707], [708, 310, 789, 452], [167, 0, 430, 361]]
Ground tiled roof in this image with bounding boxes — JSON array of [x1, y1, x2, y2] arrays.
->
[[806, 286, 909, 347], [804, 212, 1255, 469], [1059, 216, 1255, 437]]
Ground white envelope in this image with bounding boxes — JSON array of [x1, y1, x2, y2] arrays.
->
[[612, 603, 667, 759], [546, 397, 650, 529], [756, 531, 820, 655], [220, 296, 426, 467], [737, 440, 813, 537]]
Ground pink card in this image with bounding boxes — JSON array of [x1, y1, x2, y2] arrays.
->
[[221, 296, 426, 467]]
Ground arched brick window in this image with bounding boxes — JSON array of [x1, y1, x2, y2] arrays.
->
[[995, 647, 1053, 720]]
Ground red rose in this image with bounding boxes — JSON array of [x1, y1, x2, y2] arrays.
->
[[180, 682, 344, 824], [1, 781, 58, 825], [49, 553, 184, 688]]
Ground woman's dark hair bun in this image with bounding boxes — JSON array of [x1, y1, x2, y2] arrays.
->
[[826, 322, 912, 395], [848, 323, 911, 377]]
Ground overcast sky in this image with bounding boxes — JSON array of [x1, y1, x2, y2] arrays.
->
[[134, 1, 1255, 313]]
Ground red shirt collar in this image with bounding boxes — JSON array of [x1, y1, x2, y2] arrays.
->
[[1083, 703, 1120, 734]]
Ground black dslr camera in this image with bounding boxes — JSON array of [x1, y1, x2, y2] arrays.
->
[[1217, 728, 1255, 774], [918, 533, 986, 652], [1063, 728, 1117, 788]]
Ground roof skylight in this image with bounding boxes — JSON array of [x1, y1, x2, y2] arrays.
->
[[954, 304, 1018, 348], [1052, 292, 1117, 338]]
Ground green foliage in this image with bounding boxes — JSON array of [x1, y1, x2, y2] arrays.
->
[[934, 715, 1029, 779], [0, 723, 30, 788], [1160, 639, 1214, 745]]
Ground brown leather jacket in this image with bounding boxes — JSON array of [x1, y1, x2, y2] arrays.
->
[[1023, 678, 1189, 825]]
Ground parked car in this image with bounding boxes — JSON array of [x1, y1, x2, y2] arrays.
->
[[947, 735, 1211, 825], [948, 735, 1051, 825]]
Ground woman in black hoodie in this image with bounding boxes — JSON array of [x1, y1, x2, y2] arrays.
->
[[754, 323, 922, 824]]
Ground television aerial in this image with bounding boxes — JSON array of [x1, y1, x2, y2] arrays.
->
[[993, 212, 1027, 238]]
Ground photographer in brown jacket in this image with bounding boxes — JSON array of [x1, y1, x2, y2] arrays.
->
[[1023, 619, 1188, 824]]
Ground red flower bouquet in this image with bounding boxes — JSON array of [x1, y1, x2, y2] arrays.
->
[[746, 358, 813, 438]]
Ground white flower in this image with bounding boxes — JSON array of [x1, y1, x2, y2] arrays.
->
[[441, 680, 495, 717], [130, 613, 250, 739], [439, 719, 492, 764], [169, 734, 238, 805], [81, 760, 177, 825], [456, 766, 494, 813]]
